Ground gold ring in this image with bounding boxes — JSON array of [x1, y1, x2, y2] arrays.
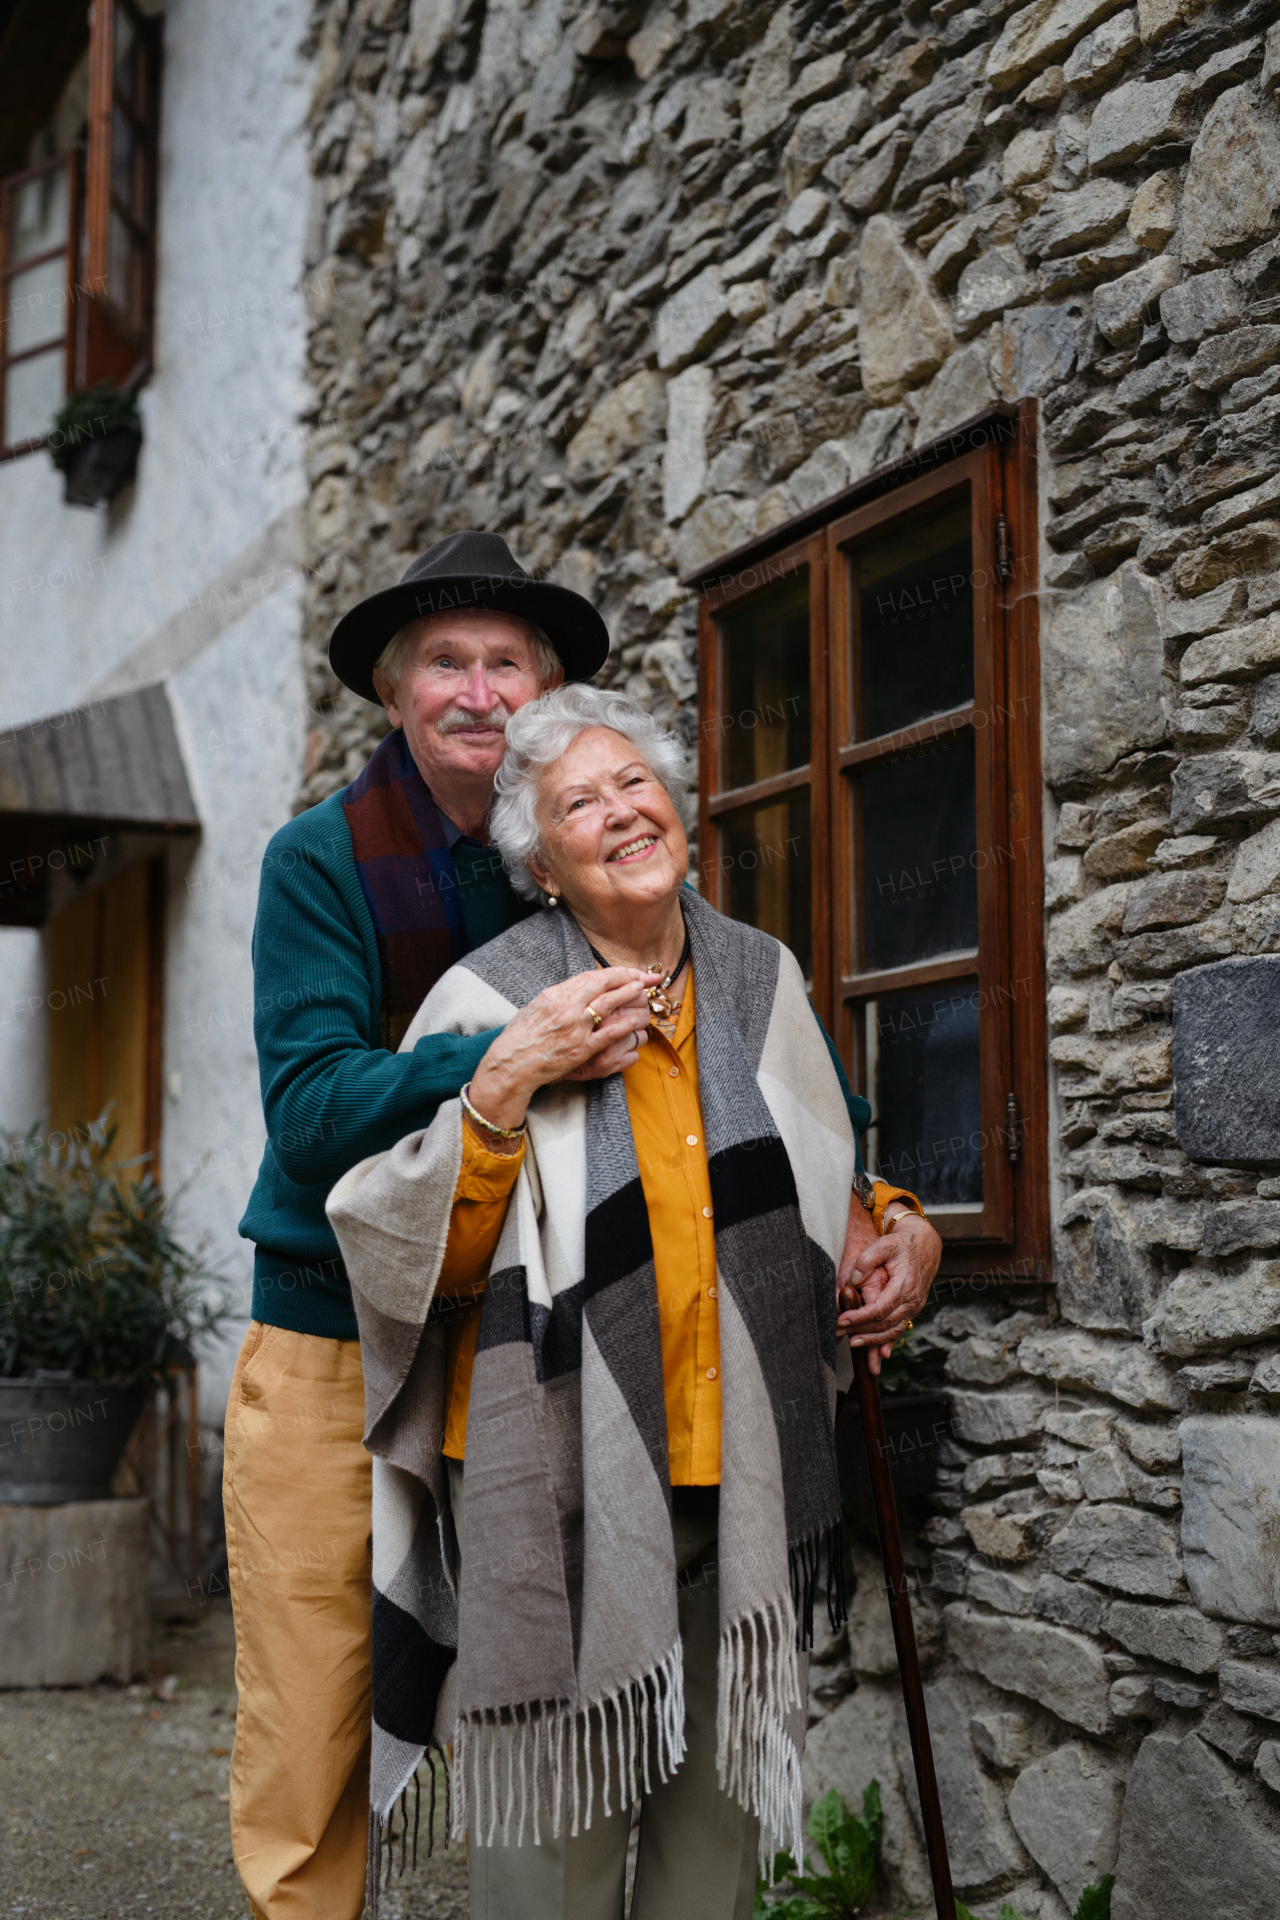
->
[[904, 1319, 914, 1332], [586, 1004, 603, 1031]]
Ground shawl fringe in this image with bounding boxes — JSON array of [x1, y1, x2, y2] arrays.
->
[[366, 1742, 449, 1919], [453, 1637, 687, 1851], [715, 1594, 807, 1873], [789, 1519, 849, 1649]]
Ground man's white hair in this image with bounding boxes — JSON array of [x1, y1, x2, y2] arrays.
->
[[490, 684, 689, 901], [374, 607, 562, 688]]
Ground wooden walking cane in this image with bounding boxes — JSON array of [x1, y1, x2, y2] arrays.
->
[[847, 1327, 957, 1920]]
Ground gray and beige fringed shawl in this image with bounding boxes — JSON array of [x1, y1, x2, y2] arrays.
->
[[326, 888, 856, 1884]]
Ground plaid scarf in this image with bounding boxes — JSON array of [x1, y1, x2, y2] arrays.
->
[[327, 892, 856, 1899], [343, 729, 468, 1049]]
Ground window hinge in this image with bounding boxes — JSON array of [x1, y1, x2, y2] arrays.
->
[[996, 514, 1013, 584], [1005, 1090, 1021, 1164]]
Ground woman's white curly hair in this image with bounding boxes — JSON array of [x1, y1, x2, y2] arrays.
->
[[489, 684, 688, 900]]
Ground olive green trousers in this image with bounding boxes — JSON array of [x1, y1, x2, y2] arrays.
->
[[449, 1462, 760, 1920]]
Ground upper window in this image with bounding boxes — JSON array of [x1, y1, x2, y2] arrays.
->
[[0, 0, 160, 457], [696, 405, 1048, 1284]]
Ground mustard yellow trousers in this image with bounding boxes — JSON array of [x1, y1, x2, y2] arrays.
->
[[222, 1323, 372, 1920]]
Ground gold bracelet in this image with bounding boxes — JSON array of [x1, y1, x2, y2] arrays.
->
[[882, 1205, 912, 1232], [460, 1082, 526, 1140]]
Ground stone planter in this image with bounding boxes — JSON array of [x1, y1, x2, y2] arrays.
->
[[0, 1375, 147, 1503], [61, 422, 142, 506], [835, 1388, 951, 1505]]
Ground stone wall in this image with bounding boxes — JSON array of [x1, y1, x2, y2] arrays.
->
[[296, 0, 1280, 1913]]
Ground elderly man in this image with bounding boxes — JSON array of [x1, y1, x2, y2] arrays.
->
[[224, 530, 938, 1920]]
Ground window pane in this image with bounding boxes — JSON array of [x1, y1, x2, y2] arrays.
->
[[864, 977, 982, 1207], [5, 261, 67, 357], [114, 6, 139, 106], [719, 789, 811, 985], [9, 166, 70, 266], [856, 727, 977, 973], [5, 347, 65, 445], [720, 574, 810, 791], [853, 489, 974, 740], [109, 210, 144, 325]]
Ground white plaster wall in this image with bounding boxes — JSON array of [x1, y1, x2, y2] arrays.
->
[[0, 0, 315, 1420]]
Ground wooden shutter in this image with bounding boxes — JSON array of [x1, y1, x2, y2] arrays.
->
[[79, 0, 160, 391]]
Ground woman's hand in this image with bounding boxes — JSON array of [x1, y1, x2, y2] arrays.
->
[[466, 967, 657, 1129], [835, 1198, 942, 1377]]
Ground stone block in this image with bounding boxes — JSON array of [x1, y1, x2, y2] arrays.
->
[[1129, 168, 1180, 248], [654, 267, 731, 372], [1054, 1196, 1164, 1334], [968, 1564, 1036, 1615], [673, 492, 755, 576], [962, 1496, 1053, 1563], [1003, 126, 1057, 190], [1115, 1416, 1182, 1469], [739, 6, 792, 150], [947, 1388, 1045, 1446], [1153, 1674, 1213, 1707], [802, 1679, 932, 1905], [988, 0, 1140, 95], [1103, 1599, 1226, 1673], [897, 1685, 1025, 1886], [1122, 869, 1227, 932], [1173, 521, 1280, 598], [857, 216, 954, 405], [1004, 303, 1078, 398], [661, 364, 714, 523], [782, 92, 867, 198], [1159, 1261, 1280, 1357], [1077, 1445, 1131, 1500], [1017, 1327, 1179, 1412], [1256, 1741, 1280, 1793], [1181, 84, 1280, 272], [1113, 1731, 1280, 1920], [1035, 1572, 1105, 1634], [1160, 267, 1243, 342], [0, 1498, 149, 1686], [1137, 0, 1210, 39], [1180, 612, 1280, 685], [894, 95, 985, 202], [1192, 327, 1280, 398], [1199, 1701, 1263, 1765], [913, 343, 995, 445], [1228, 819, 1280, 904], [838, 133, 911, 216], [1093, 254, 1181, 346], [1170, 750, 1280, 831], [1040, 563, 1164, 786], [945, 1603, 1115, 1733], [1181, 1414, 1280, 1625], [954, 247, 1039, 334], [567, 366, 668, 486], [1172, 956, 1280, 1162], [970, 1708, 1036, 1770], [1064, 10, 1140, 92], [1008, 1743, 1126, 1911], [1048, 1501, 1185, 1599], [1203, 1199, 1280, 1255], [1016, 178, 1132, 260], [1088, 74, 1196, 172], [1221, 1661, 1280, 1720], [1111, 1672, 1156, 1717]]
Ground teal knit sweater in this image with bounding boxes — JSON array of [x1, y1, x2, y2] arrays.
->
[[239, 788, 870, 1342]]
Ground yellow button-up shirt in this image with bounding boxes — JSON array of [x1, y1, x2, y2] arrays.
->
[[435, 969, 919, 1482]]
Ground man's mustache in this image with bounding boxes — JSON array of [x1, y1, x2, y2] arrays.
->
[[436, 703, 512, 736]]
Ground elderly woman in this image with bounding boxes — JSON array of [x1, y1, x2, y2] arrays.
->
[[327, 685, 940, 1920]]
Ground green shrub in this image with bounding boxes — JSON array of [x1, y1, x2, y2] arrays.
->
[[754, 1783, 883, 1917], [47, 381, 140, 472], [957, 1875, 1113, 1920], [0, 1119, 231, 1386]]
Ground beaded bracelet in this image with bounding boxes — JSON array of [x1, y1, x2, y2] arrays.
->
[[460, 1082, 527, 1141]]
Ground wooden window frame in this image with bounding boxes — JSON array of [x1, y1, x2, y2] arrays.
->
[[695, 402, 1049, 1286], [0, 0, 160, 458]]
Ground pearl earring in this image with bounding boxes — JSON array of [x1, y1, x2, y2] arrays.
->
[[546, 892, 559, 908]]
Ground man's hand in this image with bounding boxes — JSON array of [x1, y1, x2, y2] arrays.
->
[[836, 1197, 942, 1377]]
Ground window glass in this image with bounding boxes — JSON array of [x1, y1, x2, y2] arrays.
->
[[720, 573, 810, 790], [864, 977, 982, 1207], [720, 789, 812, 986], [853, 490, 974, 740], [108, 209, 143, 323], [11, 166, 70, 265], [6, 261, 66, 357], [857, 727, 978, 972], [5, 349, 63, 445]]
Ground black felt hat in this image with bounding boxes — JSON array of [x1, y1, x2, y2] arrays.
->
[[329, 529, 610, 703]]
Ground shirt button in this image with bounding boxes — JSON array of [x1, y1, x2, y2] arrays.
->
[[707, 1285, 717, 1300], [706, 1367, 717, 1380], [702, 1206, 713, 1218], [686, 1134, 698, 1146], [669, 1066, 680, 1077]]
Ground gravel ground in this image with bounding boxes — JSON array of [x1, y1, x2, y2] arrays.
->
[[0, 1601, 467, 1920]]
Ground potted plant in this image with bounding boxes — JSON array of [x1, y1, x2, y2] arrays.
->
[[0, 1120, 230, 1504], [47, 381, 143, 507]]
